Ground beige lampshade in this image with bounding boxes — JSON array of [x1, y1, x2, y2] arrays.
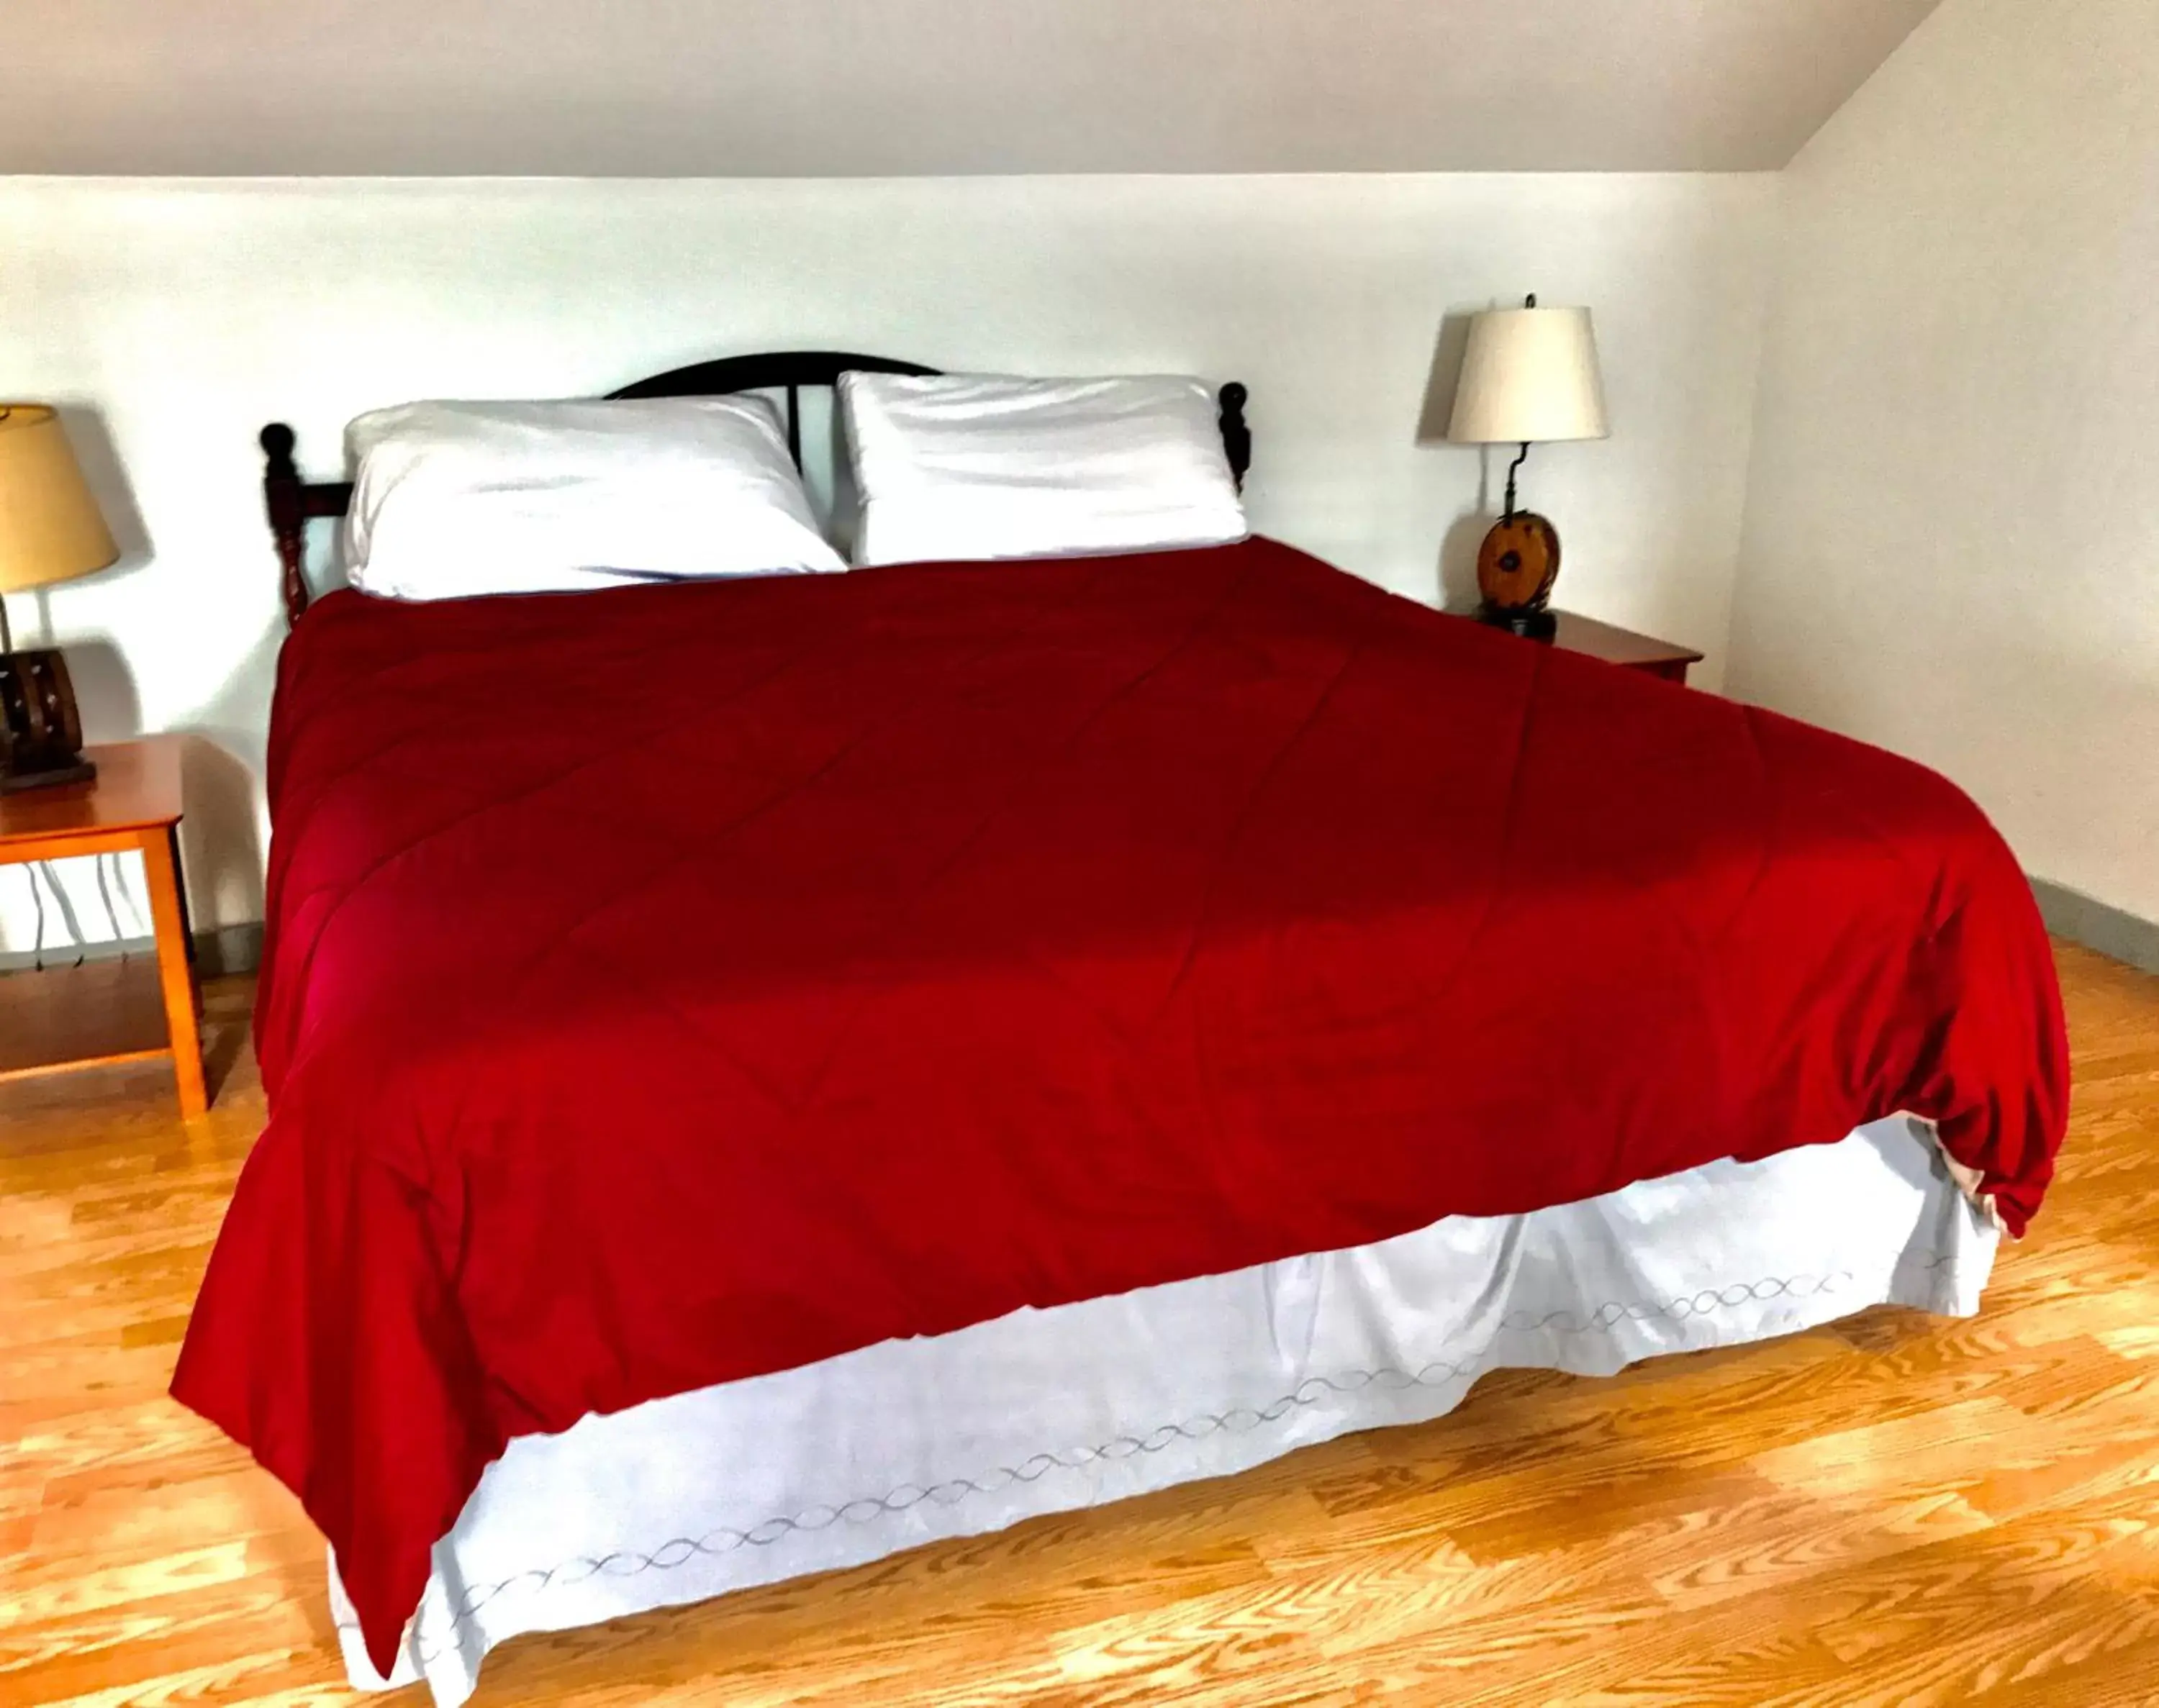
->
[[1447, 306, 1610, 445], [0, 404, 119, 594]]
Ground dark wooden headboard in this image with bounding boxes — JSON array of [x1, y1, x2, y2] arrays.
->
[[258, 350, 1254, 629]]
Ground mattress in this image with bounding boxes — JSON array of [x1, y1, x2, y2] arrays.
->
[[337, 1114, 1996, 1706]]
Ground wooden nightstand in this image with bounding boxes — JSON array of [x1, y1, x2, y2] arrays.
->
[[0, 735, 207, 1117], [1456, 609, 1705, 685]]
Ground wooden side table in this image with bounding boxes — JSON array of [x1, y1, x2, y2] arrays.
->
[[1456, 609, 1706, 685], [0, 735, 207, 1117]]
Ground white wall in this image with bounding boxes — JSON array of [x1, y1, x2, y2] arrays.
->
[[1729, 0, 2159, 923], [0, 173, 1775, 951]]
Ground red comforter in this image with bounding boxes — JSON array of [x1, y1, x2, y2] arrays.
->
[[175, 537, 2065, 1673]]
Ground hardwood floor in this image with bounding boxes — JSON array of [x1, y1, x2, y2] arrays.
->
[[4, 944, 2157, 1706]]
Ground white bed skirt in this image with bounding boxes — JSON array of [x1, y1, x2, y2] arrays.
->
[[336, 1116, 1996, 1704]]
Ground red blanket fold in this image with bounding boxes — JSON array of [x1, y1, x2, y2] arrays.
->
[[174, 538, 2066, 1673]]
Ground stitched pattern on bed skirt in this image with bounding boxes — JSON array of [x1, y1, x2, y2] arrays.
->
[[339, 1265, 1921, 1668]]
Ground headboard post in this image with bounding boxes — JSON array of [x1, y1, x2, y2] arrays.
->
[[260, 424, 356, 629], [1218, 383, 1252, 491], [261, 424, 310, 628]]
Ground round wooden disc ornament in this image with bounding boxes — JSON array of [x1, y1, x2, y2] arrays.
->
[[1475, 512, 1562, 636]]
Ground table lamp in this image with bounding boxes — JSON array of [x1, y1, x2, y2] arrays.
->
[[0, 404, 119, 792], [1447, 296, 1609, 639]]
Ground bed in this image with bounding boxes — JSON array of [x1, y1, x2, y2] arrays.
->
[[174, 352, 2068, 1706]]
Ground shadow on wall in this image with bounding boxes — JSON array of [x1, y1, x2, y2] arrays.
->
[[173, 620, 284, 940], [55, 405, 152, 571], [1416, 310, 1496, 611], [66, 639, 142, 745], [178, 735, 266, 945], [1438, 510, 1495, 613], [84, 394, 277, 940]]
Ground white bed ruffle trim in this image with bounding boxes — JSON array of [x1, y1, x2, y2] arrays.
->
[[1904, 1110, 2016, 1237], [330, 1116, 1996, 1706]]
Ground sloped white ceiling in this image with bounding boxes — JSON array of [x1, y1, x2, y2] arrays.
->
[[1, 0, 1938, 176]]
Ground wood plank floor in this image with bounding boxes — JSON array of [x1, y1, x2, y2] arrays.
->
[[4, 943, 2157, 1706]]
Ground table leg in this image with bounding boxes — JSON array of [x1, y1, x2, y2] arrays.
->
[[140, 829, 208, 1118]]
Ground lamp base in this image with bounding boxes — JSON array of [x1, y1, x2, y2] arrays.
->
[[1475, 511, 1563, 618], [0, 648, 97, 794], [1473, 603, 1559, 641]]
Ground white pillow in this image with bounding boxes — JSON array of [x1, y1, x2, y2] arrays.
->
[[839, 373, 1249, 568], [343, 396, 845, 601]]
